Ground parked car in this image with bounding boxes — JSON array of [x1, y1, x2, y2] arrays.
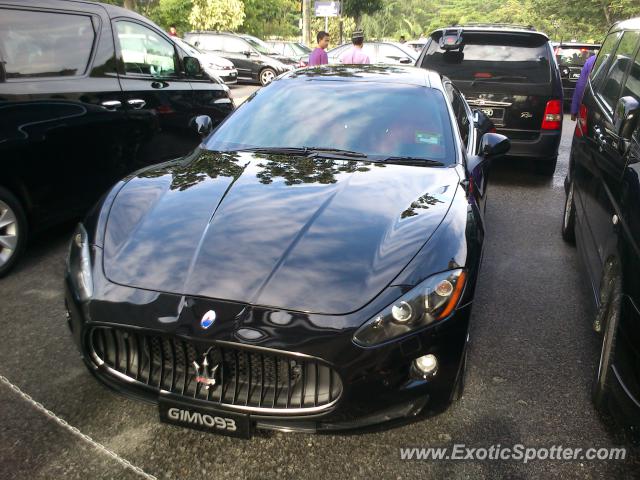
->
[[266, 40, 311, 67], [417, 24, 564, 176], [327, 41, 418, 65], [0, 0, 234, 276], [173, 37, 238, 85], [554, 41, 600, 109], [561, 17, 640, 433], [184, 31, 296, 85], [65, 65, 509, 437]]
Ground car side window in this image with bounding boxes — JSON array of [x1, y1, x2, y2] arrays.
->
[[378, 44, 405, 61], [224, 37, 249, 54], [198, 35, 223, 51], [116, 21, 177, 77], [447, 85, 471, 148], [620, 40, 640, 101], [590, 31, 622, 88], [595, 31, 640, 113], [0, 8, 95, 79]]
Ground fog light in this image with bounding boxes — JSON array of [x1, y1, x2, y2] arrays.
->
[[413, 354, 438, 377]]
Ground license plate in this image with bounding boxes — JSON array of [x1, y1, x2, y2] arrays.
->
[[480, 107, 505, 122], [159, 394, 252, 439]]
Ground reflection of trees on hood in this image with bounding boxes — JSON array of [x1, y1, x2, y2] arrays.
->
[[255, 156, 372, 186], [401, 193, 444, 219], [139, 150, 245, 191]]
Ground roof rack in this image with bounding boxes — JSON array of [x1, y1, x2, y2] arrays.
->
[[453, 23, 536, 31]]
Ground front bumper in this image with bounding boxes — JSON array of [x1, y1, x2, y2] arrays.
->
[[65, 274, 471, 433], [497, 129, 562, 161]]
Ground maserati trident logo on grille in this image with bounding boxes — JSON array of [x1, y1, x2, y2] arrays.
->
[[193, 350, 219, 389], [200, 310, 217, 329]]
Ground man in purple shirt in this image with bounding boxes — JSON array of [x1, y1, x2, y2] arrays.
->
[[308, 31, 329, 66], [571, 54, 597, 120]]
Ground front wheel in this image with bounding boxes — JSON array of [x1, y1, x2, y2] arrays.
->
[[0, 187, 28, 277], [259, 68, 276, 86]]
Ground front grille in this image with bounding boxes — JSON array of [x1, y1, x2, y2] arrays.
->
[[88, 326, 342, 414]]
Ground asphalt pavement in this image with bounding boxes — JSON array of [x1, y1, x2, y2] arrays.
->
[[1, 113, 639, 479]]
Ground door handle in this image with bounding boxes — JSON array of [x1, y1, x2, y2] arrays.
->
[[594, 126, 607, 149], [127, 99, 146, 110], [101, 100, 122, 111], [151, 81, 169, 89]]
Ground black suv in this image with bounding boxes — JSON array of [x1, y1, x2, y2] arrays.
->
[[0, 0, 234, 276], [554, 42, 600, 108], [417, 24, 563, 175], [184, 32, 296, 85], [562, 18, 640, 433]]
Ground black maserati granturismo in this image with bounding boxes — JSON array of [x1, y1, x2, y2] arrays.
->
[[65, 65, 509, 437]]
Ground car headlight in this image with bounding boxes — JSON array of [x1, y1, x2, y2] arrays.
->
[[353, 269, 466, 347], [67, 223, 93, 302]]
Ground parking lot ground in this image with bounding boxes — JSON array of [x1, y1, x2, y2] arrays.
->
[[1, 115, 639, 479]]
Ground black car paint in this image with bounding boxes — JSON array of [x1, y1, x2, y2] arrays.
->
[[66, 66, 504, 431], [0, 1, 233, 258], [566, 17, 640, 429], [417, 27, 563, 164]]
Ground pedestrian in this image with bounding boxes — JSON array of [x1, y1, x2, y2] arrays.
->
[[308, 31, 330, 66], [168, 25, 178, 37], [399, 35, 406, 44], [339, 30, 370, 65], [570, 53, 597, 121]]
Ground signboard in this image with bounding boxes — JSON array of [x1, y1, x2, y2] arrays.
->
[[314, 1, 340, 17]]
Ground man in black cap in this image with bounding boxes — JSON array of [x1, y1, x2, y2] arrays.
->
[[338, 30, 370, 64]]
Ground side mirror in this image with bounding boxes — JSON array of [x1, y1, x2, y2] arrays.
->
[[399, 57, 413, 64], [184, 56, 203, 77], [480, 132, 510, 158], [191, 115, 213, 138], [613, 96, 640, 139]]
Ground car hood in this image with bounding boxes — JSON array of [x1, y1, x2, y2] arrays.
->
[[103, 150, 459, 315], [198, 52, 235, 68]]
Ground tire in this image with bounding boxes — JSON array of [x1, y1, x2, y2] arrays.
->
[[534, 156, 557, 177], [0, 186, 28, 277], [259, 68, 276, 86], [561, 179, 576, 244], [592, 261, 622, 413]]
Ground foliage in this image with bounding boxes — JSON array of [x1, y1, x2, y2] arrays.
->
[[342, 0, 384, 28], [188, 0, 245, 31], [147, 0, 193, 33], [240, 0, 299, 38]]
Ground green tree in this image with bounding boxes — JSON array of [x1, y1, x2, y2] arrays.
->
[[147, 0, 193, 33], [189, 0, 245, 31], [241, 0, 299, 38], [342, 0, 383, 29]]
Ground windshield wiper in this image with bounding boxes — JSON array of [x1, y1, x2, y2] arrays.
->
[[471, 75, 527, 86], [380, 156, 445, 167], [237, 146, 367, 159]]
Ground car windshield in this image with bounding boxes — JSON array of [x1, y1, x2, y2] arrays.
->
[[175, 38, 202, 56], [555, 47, 599, 67], [206, 79, 455, 164], [423, 33, 551, 83], [292, 42, 311, 55], [243, 36, 276, 55]]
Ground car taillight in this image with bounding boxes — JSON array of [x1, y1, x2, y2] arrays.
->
[[541, 99, 562, 130], [575, 104, 588, 137]]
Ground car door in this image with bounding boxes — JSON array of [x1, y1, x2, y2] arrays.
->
[[0, 2, 130, 227], [113, 18, 195, 164], [221, 36, 256, 80], [378, 43, 414, 64], [579, 30, 639, 289]]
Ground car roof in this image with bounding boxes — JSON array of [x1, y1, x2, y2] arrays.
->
[[611, 17, 640, 32], [557, 42, 600, 48], [430, 25, 550, 41], [281, 65, 441, 88]]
